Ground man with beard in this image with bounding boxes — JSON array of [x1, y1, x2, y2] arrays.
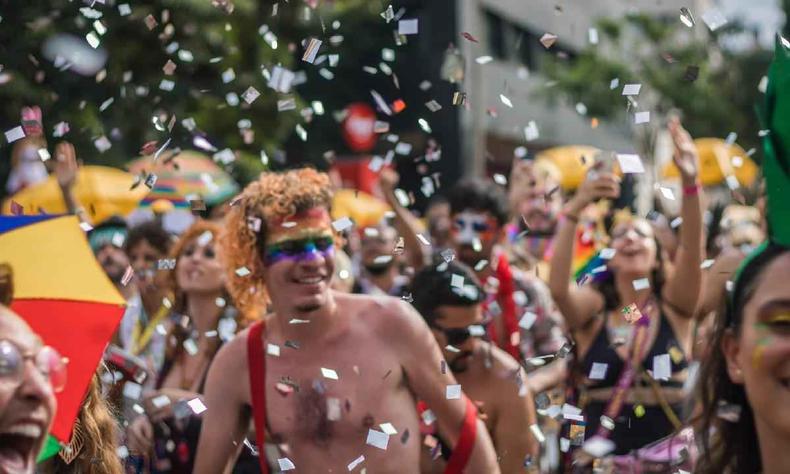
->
[[195, 168, 498, 473], [445, 178, 566, 394], [352, 223, 410, 297], [411, 260, 540, 473]]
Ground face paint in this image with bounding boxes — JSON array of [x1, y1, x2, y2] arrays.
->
[[264, 235, 334, 266], [264, 208, 335, 266], [451, 212, 498, 245], [752, 323, 771, 369]]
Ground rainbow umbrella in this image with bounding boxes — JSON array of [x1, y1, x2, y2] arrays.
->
[[2, 166, 149, 224], [0, 215, 125, 447], [127, 150, 240, 208]]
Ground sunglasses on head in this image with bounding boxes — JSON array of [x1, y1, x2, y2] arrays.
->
[[433, 319, 491, 346], [0, 339, 67, 393], [264, 235, 334, 263]]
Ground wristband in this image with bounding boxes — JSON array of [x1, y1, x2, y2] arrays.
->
[[682, 182, 701, 197]]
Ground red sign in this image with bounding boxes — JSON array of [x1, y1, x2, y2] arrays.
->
[[342, 102, 377, 152]]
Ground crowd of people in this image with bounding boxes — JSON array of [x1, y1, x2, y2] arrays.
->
[[2, 69, 789, 474]]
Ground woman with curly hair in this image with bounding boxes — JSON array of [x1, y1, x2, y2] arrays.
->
[[125, 221, 255, 473]]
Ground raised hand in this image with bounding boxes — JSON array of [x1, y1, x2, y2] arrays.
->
[[54, 141, 78, 189], [668, 117, 699, 184]]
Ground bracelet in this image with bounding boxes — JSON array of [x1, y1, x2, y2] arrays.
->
[[561, 212, 580, 224], [682, 182, 701, 196]]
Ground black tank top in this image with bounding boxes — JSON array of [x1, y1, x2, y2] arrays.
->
[[573, 306, 689, 455]]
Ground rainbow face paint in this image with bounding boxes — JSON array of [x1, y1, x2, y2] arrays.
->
[[263, 235, 334, 266], [451, 212, 498, 245], [264, 208, 335, 266]]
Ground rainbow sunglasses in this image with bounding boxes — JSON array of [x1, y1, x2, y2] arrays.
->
[[263, 235, 335, 266]]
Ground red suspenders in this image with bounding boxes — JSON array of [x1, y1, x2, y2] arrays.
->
[[444, 396, 478, 474], [246, 319, 477, 474], [247, 321, 269, 474]]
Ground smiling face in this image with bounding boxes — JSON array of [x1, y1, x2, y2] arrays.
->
[[360, 225, 397, 274], [450, 211, 501, 267], [261, 207, 336, 314], [608, 218, 659, 276], [724, 252, 790, 441], [0, 311, 56, 474], [432, 304, 485, 373], [175, 232, 225, 296], [95, 244, 130, 284], [515, 177, 562, 236]]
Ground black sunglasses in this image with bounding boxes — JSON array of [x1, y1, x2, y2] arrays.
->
[[433, 319, 491, 346]]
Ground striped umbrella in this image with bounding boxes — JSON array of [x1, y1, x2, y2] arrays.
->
[[127, 150, 240, 208], [0, 215, 125, 449]]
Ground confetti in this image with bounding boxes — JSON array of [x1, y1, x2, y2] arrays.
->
[[122, 382, 142, 400], [450, 274, 464, 289], [235, 267, 251, 277], [524, 121, 539, 141], [278, 458, 296, 471], [241, 87, 260, 104], [446, 384, 461, 400], [475, 55, 493, 65], [701, 8, 727, 31], [670, 216, 683, 228], [187, 398, 207, 414], [582, 436, 615, 457], [347, 455, 365, 471], [303, 38, 322, 63], [529, 424, 546, 444], [321, 367, 339, 380], [500, 94, 513, 108], [680, 7, 695, 28], [197, 230, 214, 247], [539, 33, 557, 49], [621, 303, 643, 323], [416, 233, 431, 246], [4, 126, 25, 143], [332, 217, 353, 232], [440, 248, 456, 263], [366, 429, 389, 450], [600, 415, 615, 431], [380, 423, 397, 435], [616, 153, 645, 173], [652, 353, 671, 380], [634, 111, 650, 124], [418, 118, 432, 133], [622, 83, 642, 96], [519, 311, 537, 330], [190, 199, 207, 212], [425, 100, 442, 112], [659, 186, 675, 200], [268, 66, 295, 93], [157, 259, 176, 270], [398, 19, 418, 35], [589, 362, 608, 380], [632, 278, 650, 291], [277, 98, 296, 111], [452, 91, 467, 105], [588, 28, 599, 44], [493, 174, 507, 186], [700, 259, 715, 269], [599, 248, 616, 259]]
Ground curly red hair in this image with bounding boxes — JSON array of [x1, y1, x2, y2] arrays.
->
[[222, 168, 333, 321]]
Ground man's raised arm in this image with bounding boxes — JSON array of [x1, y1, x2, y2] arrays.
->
[[389, 299, 500, 474]]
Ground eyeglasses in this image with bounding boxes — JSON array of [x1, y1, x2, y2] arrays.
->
[[433, 320, 491, 346], [264, 236, 334, 265], [0, 340, 67, 393]]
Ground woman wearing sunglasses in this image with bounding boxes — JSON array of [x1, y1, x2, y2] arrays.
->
[[549, 118, 703, 462], [0, 304, 61, 474]]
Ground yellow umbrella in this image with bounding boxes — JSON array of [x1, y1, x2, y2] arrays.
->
[[662, 138, 758, 187], [331, 188, 391, 229], [2, 166, 149, 224], [536, 146, 601, 191]]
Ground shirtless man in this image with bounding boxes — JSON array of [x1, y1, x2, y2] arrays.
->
[[195, 169, 498, 473], [411, 260, 540, 473]]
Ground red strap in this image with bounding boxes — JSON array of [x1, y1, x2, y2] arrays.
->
[[444, 396, 478, 474], [247, 321, 269, 474], [495, 253, 521, 359]]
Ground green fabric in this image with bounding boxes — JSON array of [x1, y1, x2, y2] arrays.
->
[[37, 434, 61, 462], [762, 37, 790, 247]]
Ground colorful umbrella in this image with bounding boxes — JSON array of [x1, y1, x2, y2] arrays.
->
[[535, 146, 601, 191], [331, 188, 391, 229], [127, 150, 240, 208], [661, 138, 758, 187], [0, 215, 125, 443], [1, 166, 149, 224]]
